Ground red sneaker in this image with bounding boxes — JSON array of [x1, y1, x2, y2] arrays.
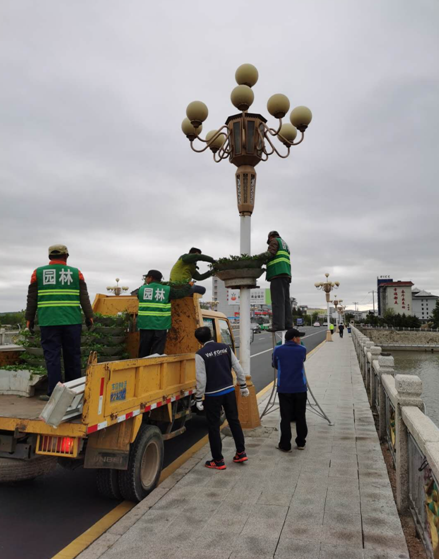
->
[[205, 459, 226, 470], [233, 451, 248, 463]]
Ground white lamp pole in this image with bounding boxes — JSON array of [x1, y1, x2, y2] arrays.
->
[[315, 273, 340, 342]]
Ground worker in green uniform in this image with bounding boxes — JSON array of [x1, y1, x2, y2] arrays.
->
[[261, 231, 292, 332], [169, 247, 216, 296], [25, 244, 94, 400], [137, 270, 190, 357]]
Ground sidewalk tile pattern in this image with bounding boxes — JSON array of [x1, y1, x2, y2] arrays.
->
[[78, 335, 410, 559]]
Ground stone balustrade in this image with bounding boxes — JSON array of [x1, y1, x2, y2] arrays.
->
[[351, 325, 439, 558]]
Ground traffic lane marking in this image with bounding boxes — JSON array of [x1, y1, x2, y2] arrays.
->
[[250, 329, 326, 359]]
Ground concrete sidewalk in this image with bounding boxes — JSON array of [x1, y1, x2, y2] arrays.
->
[[78, 334, 409, 559]]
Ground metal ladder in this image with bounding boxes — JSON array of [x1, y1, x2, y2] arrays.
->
[[260, 332, 334, 426]]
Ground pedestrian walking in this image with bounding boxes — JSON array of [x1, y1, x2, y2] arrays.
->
[[194, 326, 249, 470], [339, 323, 345, 338], [261, 231, 292, 332], [137, 270, 191, 357], [272, 328, 308, 452], [25, 245, 94, 400], [329, 323, 335, 335]]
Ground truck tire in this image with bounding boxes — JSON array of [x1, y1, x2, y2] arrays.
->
[[96, 469, 122, 500], [118, 424, 164, 502], [0, 455, 57, 483]]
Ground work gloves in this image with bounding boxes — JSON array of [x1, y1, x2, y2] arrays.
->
[[26, 320, 35, 334], [195, 397, 204, 412], [240, 384, 250, 397], [86, 317, 94, 330]]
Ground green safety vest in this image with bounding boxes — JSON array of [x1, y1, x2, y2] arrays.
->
[[169, 256, 195, 283], [36, 265, 82, 326], [137, 282, 172, 330], [266, 237, 291, 281]]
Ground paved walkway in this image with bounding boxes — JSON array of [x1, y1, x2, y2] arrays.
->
[[79, 334, 409, 559]]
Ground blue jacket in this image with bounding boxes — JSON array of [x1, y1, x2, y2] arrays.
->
[[272, 341, 307, 394]]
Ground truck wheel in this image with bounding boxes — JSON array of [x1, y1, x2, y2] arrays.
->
[[96, 469, 122, 500], [0, 455, 57, 483], [118, 424, 164, 502]]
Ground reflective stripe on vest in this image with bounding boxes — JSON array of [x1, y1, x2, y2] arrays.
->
[[36, 265, 82, 326], [266, 239, 291, 281], [137, 283, 172, 330]]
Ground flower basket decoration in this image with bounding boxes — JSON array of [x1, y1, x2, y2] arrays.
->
[[212, 255, 266, 289]]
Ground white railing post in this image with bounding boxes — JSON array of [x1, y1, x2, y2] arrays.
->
[[394, 374, 424, 512], [375, 354, 395, 439], [368, 345, 381, 404]]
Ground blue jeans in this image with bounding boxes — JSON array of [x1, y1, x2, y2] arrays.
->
[[40, 324, 82, 395]]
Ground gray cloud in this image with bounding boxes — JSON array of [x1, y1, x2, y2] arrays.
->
[[1, 0, 439, 313]]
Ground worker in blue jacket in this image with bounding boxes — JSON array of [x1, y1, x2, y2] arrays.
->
[[272, 328, 308, 452]]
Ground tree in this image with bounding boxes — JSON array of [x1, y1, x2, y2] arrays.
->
[[311, 311, 319, 324], [431, 300, 439, 328], [345, 313, 355, 324]]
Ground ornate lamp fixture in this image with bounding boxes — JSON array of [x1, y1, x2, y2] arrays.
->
[[182, 63, 312, 217], [315, 273, 340, 342], [182, 63, 312, 381], [107, 278, 129, 297]]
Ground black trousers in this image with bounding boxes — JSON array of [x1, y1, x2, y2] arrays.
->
[[139, 329, 167, 357], [278, 392, 308, 450], [270, 277, 293, 331], [40, 324, 82, 396], [204, 391, 245, 462]]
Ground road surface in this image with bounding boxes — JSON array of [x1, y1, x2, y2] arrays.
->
[[0, 327, 327, 559]]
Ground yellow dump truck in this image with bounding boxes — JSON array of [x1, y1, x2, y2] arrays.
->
[[0, 295, 237, 501]]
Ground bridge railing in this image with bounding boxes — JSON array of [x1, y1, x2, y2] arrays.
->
[[351, 325, 439, 558], [0, 329, 21, 345]]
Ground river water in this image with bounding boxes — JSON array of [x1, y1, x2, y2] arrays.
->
[[393, 351, 439, 428]]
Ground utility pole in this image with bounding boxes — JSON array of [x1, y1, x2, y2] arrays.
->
[[368, 291, 376, 314], [353, 302, 359, 312]]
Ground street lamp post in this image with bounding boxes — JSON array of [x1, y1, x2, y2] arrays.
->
[[332, 297, 339, 329], [315, 274, 339, 342], [182, 64, 312, 378], [107, 278, 129, 296]]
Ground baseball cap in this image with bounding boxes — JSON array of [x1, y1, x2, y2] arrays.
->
[[285, 328, 306, 340], [267, 231, 280, 244], [48, 244, 69, 257]]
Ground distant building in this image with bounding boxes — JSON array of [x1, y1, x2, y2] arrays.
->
[[211, 277, 271, 318], [378, 281, 414, 316], [411, 287, 439, 321]]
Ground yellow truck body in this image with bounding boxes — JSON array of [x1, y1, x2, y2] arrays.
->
[[0, 294, 237, 500]]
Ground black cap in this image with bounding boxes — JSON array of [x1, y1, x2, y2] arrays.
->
[[267, 231, 280, 244], [145, 270, 163, 281], [285, 328, 306, 340]]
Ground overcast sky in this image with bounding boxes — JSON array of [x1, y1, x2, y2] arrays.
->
[[1, 0, 438, 313]]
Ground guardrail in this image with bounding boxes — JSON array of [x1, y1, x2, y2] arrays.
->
[[361, 326, 439, 332], [0, 329, 20, 345], [351, 326, 439, 558]]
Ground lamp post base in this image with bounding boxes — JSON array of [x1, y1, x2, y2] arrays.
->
[[326, 330, 333, 342]]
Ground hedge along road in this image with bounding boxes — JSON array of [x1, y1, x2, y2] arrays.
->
[[0, 326, 328, 559]]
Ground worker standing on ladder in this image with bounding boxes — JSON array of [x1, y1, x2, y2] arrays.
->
[[25, 244, 94, 401], [263, 231, 293, 332], [272, 328, 308, 452]]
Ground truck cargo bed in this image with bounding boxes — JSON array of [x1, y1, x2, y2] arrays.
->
[[0, 394, 46, 420]]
